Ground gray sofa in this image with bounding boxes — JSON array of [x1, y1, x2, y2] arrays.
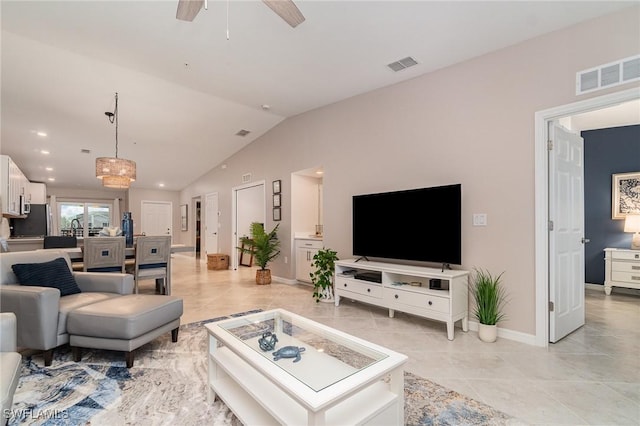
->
[[1, 312, 21, 424], [0, 250, 134, 366]]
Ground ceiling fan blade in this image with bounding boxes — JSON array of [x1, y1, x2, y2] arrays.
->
[[262, 0, 305, 28], [176, 0, 204, 22]]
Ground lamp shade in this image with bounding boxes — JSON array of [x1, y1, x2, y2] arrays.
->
[[95, 157, 137, 180], [624, 214, 640, 233], [102, 175, 133, 189]]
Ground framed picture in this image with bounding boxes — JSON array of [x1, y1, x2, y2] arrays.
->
[[273, 193, 281, 208], [180, 204, 188, 231], [612, 171, 640, 219], [272, 179, 281, 194], [273, 207, 281, 221]]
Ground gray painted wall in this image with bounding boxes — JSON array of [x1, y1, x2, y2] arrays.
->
[[583, 125, 640, 284]]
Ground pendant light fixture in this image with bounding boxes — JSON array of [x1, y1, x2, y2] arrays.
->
[[95, 92, 136, 189]]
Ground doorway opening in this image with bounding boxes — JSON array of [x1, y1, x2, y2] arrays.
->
[[193, 197, 201, 259], [231, 182, 266, 270], [534, 87, 640, 347]]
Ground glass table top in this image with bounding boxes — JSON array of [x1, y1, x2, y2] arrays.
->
[[211, 309, 389, 392]]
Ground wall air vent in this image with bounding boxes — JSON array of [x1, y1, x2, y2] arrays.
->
[[577, 54, 640, 95], [80, 149, 91, 154], [387, 56, 418, 72], [235, 129, 251, 137]]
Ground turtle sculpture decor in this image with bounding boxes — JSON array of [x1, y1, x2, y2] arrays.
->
[[272, 346, 306, 363], [258, 331, 278, 351]]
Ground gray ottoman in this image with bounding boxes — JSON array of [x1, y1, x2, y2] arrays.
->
[[67, 294, 183, 367]]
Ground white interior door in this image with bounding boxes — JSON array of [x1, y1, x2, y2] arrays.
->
[[141, 201, 172, 238], [205, 192, 219, 256], [549, 122, 585, 342], [231, 182, 265, 269]]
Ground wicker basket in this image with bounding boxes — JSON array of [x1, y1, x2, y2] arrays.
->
[[207, 254, 229, 270]]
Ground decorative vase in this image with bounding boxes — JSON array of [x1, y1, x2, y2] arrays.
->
[[478, 323, 497, 343], [256, 269, 271, 285]]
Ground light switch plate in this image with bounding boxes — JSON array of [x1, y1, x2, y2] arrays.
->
[[473, 213, 487, 226]]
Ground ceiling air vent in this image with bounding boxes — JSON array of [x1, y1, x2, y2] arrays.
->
[[235, 129, 251, 137], [387, 56, 418, 72], [80, 149, 91, 154], [576, 54, 640, 95], [241, 173, 252, 183]]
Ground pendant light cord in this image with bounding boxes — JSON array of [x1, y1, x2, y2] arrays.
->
[[106, 92, 119, 158]]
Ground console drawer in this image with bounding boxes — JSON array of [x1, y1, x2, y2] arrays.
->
[[611, 261, 640, 273], [611, 271, 640, 284], [610, 250, 640, 261], [384, 289, 449, 314], [337, 278, 382, 298]]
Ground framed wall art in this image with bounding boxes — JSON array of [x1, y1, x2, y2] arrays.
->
[[272, 180, 281, 194], [612, 171, 640, 219], [273, 207, 281, 221], [273, 193, 281, 208]]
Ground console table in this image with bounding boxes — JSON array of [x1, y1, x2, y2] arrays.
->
[[206, 309, 407, 425], [335, 259, 469, 340], [604, 248, 640, 295]]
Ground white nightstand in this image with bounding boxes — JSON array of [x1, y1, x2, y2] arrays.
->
[[604, 248, 640, 295]]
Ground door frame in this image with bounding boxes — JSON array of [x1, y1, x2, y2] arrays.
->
[[204, 192, 219, 260], [231, 181, 266, 269], [534, 87, 640, 347]]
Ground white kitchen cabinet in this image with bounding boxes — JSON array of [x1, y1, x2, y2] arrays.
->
[[1, 155, 28, 217], [28, 182, 47, 204], [295, 238, 322, 283]]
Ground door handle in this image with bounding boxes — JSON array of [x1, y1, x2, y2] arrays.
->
[[581, 238, 590, 244]]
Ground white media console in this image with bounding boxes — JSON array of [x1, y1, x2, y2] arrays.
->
[[334, 259, 469, 340]]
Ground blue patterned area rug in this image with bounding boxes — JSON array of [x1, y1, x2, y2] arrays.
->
[[9, 310, 514, 425]]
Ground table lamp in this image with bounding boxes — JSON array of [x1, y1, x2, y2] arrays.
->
[[624, 214, 640, 250]]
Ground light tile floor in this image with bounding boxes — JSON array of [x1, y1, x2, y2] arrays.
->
[[159, 256, 640, 425]]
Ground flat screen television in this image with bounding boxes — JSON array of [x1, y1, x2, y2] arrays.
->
[[352, 184, 461, 265]]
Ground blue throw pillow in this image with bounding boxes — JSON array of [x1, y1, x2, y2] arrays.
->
[[12, 257, 81, 296]]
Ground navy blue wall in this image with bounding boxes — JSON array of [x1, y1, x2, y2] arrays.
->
[[583, 125, 640, 285]]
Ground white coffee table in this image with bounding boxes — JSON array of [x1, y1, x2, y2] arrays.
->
[[205, 308, 407, 425]]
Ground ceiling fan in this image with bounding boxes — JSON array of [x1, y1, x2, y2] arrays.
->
[[176, 0, 305, 28]]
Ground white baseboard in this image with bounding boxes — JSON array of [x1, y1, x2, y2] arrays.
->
[[467, 320, 537, 346], [272, 276, 298, 285]]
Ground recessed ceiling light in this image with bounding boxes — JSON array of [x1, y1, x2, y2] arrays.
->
[[159, 183, 165, 187], [40, 150, 50, 155], [316, 170, 324, 175], [45, 167, 53, 171], [36, 131, 48, 137], [47, 177, 55, 181], [261, 104, 270, 110]]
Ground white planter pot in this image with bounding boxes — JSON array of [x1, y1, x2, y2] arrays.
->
[[317, 286, 334, 303], [478, 323, 497, 343]]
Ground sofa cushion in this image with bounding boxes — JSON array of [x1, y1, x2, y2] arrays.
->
[[12, 257, 81, 296]]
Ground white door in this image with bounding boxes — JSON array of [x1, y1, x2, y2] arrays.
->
[[549, 122, 585, 342], [232, 183, 265, 269], [205, 192, 219, 256], [141, 201, 172, 238]]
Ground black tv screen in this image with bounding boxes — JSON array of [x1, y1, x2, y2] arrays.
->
[[352, 184, 461, 265]]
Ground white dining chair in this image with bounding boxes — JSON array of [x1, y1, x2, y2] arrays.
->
[[83, 237, 126, 273], [134, 235, 172, 295]]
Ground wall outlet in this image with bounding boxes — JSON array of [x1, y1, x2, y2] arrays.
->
[[473, 213, 487, 226], [284, 256, 288, 264]]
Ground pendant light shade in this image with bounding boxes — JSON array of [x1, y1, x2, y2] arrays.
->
[[96, 92, 136, 189]]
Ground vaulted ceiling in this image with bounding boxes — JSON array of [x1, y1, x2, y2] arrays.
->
[[1, 1, 635, 190]]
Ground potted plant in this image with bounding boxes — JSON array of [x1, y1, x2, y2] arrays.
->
[[310, 248, 339, 303], [239, 222, 280, 285], [471, 268, 507, 343]]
